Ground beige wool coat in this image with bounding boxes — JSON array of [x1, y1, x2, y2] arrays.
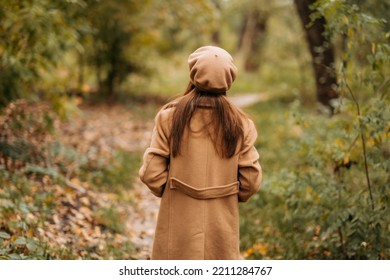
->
[[139, 103, 262, 260]]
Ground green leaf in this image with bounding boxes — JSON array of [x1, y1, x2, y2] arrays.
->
[[13, 237, 26, 245], [0, 232, 11, 239], [0, 199, 14, 209], [26, 240, 38, 252], [8, 253, 22, 260]]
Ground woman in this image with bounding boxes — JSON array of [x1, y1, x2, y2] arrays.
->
[[139, 46, 262, 260]]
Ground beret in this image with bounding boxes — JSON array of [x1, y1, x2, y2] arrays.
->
[[188, 46, 237, 94]]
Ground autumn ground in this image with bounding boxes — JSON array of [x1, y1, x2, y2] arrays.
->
[[61, 93, 265, 259], [59, 103, 156, 259]]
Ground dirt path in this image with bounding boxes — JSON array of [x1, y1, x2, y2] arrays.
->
[[128, 92, 266, 259], [127, 178, 160, 259], [229, 92, 269, 107]]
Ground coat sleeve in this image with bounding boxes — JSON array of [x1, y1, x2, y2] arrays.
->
[[237, 119, 262, 202], [139, 110, 170, 197]]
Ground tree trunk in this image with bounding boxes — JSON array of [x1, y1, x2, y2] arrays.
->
[[104, 37, 120, 102], [211, 0, 221, 45], [77, 51, 84, 93], [105, 67, 116, 102], [245, 10, 267, 72], [211, 31, 220, 45], [294, 0, 339, 110], [237, 11, 250, 52], [238, 9, 268, 72]]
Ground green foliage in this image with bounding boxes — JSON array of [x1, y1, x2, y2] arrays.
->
[[145, 0, 218, 53], [81, 151, 141, 194], [240, 0, 390, 259], [0, 0, 224, 105], [0, 0, 86, 106], [82, 0, 151, 98], [286, 99, 389, 259], [241, 96, 389, 259]]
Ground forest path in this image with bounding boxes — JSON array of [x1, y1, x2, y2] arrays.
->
[[229, 92, 269, 107], [128, 92, 267, 259]]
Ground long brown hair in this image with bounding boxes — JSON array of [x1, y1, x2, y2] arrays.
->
[[167, 82, 246, 158]]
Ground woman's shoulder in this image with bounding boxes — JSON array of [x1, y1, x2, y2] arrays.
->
[[154, 102, 176, 123], [240, 115, 257, 136]]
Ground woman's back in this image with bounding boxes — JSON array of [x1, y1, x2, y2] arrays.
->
[[139, 46, 262, 259]]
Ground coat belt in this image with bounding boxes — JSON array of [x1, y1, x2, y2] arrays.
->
[[170, 177, 239, 200]]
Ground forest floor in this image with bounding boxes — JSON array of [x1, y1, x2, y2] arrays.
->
[[60, 92, 267, 259]]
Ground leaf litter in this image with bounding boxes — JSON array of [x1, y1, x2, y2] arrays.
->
[[1, 101, 158, 259]]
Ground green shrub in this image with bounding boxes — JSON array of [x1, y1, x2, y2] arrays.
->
[[240, 0, 390, 260]]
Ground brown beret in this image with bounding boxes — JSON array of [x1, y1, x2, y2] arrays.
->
[[188, 46, 237, 94]]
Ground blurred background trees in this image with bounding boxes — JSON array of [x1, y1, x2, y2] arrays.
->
[[1, 0, 389, 259], [82, 0, 148, 100], [1, 0, 388, 107], [0, 0, 84, 106]]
